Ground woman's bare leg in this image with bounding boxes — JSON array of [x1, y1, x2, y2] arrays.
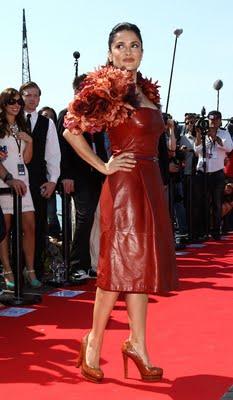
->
[[22, 211, 36, 280], [0, 214, 13, 281], [86, 287, 119, 367], [125, 293, 152, 365]]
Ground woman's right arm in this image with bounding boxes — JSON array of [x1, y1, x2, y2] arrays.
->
[[166, 119, 176, 152], [0, 162, 27, 196], [63, 129, 136, 175]]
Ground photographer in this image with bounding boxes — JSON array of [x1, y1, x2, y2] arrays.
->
[[162, 114, 188, 244], [194, 110, 233, 240], [222, 183, 233, 218], [179, 114, 198, 173], [179, 113, 200, 240], [222, 117, 233, 232]]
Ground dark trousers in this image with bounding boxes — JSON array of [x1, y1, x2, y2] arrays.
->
[[194, 169, 225, 236], [184, 174, 204, 238], [70, 177, 102, 272], [30, 186, 47, 279], [168, 176, 187, 235], [47, 192, 61, 237], [208, 170, 225, 235]]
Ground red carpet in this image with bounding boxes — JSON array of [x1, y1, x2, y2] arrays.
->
[[0, 235, 233, 400]]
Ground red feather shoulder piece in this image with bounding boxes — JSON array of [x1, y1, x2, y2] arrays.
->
[[64, 65, 160, 135]]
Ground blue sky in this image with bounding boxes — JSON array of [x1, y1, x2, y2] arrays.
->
[[1, 0, 233, 122]]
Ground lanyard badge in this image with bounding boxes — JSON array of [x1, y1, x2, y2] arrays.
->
[[17, 163, 25, 175], [10, 124, 26, 176]]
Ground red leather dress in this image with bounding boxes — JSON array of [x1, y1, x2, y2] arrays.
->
[[97, 108, 178, 293]]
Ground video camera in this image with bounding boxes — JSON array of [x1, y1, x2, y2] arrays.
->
[[195, 107, 209, 133]]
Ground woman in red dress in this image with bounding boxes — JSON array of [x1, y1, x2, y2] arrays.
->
[[64, 22, 178, 383]]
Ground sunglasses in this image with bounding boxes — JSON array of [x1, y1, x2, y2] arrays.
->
[[209, 116, 221, 121], [6, 98, 24, 106]]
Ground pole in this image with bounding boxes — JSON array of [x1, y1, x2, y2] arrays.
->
[[13, 191, 23, 302], [22, 9, 31, 84], [213, 80, 223, 112], [73, 51, 80, 78], [198, 107, 209, 239], [0, 188, 41, 306], [165, 29, 183, 114], [166, 35, 178, 114], [61, 188, 71, 281], [75, 60, 78, 78]]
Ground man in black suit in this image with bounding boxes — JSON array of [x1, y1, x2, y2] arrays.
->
[[19, 82, 61, 279], [57, 75, 108, 283]]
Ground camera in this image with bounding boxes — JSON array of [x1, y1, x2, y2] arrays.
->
[[0, 145, 7, 153], [195, 107, 209, 135], [195, 107, 209, 133], [0, 145, 8, 161], [195, 117, 209, 131]]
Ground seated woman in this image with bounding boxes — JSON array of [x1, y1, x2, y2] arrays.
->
[[0, 88, 41, 289]]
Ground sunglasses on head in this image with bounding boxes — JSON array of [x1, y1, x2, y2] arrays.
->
[[209, 116, 221, 121], [6, 98, 24, 106]]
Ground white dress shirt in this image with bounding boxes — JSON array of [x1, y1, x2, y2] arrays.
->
[[179, 132, 196, 175], [26, 111, 61, 183], [194, 128, 233, 173]]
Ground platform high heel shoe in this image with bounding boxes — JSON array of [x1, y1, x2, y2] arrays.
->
[[122, 340, 163, 381], [24, 269, 42, 288], [3, 271, 15, 290], [76, 334, 104, 383]]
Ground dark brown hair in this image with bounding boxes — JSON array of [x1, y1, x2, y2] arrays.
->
[[0, 88, 27, 138], [19, 81, 41, 96], [108, 22, 143, 51], [72, 74, 87, 92], [38, 106, 57, 124]]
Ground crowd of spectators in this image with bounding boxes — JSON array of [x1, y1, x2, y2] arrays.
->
[[1, 78, 233, 292], [164, 111, 233, 246]]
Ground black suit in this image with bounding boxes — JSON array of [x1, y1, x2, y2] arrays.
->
[[27, 115, 49, 278], [158, 132, 170, 186], [57, 109, 108, 272]]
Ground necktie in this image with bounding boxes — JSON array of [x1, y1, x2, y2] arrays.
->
[[26, 113, 32, 134]]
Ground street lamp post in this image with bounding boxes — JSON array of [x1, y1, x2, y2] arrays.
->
[[73, 51, 80, 78], [165, 28, 183, 114], [213, 79, 223, 111]]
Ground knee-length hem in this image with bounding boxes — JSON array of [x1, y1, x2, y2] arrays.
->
[[96, 108, 178, 294], [0, 136, 34, 214]]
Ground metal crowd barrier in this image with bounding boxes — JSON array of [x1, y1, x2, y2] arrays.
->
[[45, 187, 73, 286], [61, 187, 71, 281], [0, 187, 41, 306]]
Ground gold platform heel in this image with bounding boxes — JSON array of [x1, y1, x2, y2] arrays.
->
[[122, 340, 163, 381], [76, 334, 104, 383]]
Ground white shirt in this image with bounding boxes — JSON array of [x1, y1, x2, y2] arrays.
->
[[179, 132, 196, 175], [26, 111, 61, 183], [194, 128, 233, 173]]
